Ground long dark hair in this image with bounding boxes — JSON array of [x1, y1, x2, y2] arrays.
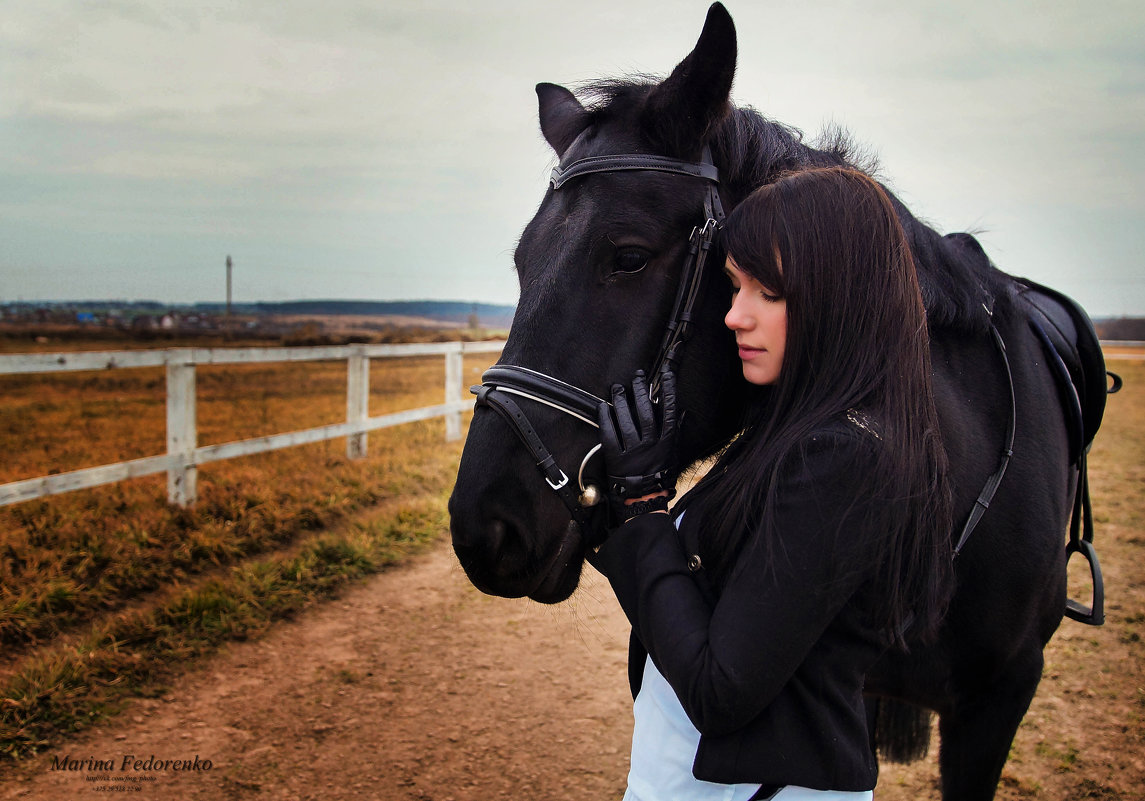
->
[[690, 166, 953, 645]]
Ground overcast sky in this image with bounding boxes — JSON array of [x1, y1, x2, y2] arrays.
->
[[2, 1, 1142, 316]]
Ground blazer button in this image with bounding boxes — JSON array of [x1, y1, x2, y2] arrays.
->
[[687, 554, 702, 573]]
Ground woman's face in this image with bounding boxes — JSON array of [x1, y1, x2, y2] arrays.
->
[[723, 256, 787, 386]]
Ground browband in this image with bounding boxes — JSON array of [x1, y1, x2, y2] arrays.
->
[[550, 154, 720, 190]]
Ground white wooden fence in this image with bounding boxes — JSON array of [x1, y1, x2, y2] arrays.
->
[[0, 341, 505, 509], [0, 338, 1135, 510], [1103, 341, 1145, 360]]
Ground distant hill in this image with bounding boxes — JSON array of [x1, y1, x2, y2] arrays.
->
[[193, 300, 516, 329], [1, 299, 517, 334]]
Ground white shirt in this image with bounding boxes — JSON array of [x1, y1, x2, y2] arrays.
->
[[624, 655, 762, 801], [624, 657, 875, 801]]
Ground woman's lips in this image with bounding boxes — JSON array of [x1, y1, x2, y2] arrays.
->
[[738, 345, 765, 360]]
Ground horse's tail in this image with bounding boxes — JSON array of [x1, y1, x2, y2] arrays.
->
[[870, 697, 933, 763]]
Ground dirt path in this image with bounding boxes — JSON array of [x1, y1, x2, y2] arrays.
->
[[3, 535, 1139, 800], [2, 540, 633, 801]]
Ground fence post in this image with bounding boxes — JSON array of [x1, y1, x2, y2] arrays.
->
[[347, 345, 370, 458], [445, 345, 463, 442], [166, 350, 198, 507]]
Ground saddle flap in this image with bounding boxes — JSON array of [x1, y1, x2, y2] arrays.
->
[[1015, 278, 1108, 459]]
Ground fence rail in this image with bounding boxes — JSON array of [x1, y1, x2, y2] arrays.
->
[[0, 341, 505, 509], [1, 338, 1136, 509], [1102, 340, 1145, 359]]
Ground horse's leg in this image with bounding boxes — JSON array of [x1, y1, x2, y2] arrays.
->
[[937, 647, 1046, 801], [922, 320, 1074, 800]]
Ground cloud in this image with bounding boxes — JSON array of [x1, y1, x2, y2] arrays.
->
[[0, 0, 1142, 313]]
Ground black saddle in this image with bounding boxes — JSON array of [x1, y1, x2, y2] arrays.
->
[[1015, 277, 1114, 463], [1013, 276, 1119, 626]]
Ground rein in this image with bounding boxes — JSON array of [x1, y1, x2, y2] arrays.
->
[[473, 147, 725, 528]]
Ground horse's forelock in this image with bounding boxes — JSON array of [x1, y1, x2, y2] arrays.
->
[[573, 77, 658, 112]]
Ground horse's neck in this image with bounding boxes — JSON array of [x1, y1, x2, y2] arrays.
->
[[895, 201, 1010, 334], [718, 117, 1007, 335]]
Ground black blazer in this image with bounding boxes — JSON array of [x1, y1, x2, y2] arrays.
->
[[590, 421, 887, 792]]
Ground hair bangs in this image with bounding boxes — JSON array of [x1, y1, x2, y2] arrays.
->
[[721, 184, 786, 297]]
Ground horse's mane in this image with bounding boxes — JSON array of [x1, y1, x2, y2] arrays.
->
[[575, 79, 1013, 334]]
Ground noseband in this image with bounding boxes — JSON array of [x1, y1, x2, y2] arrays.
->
[[472, 147, 726, 528]]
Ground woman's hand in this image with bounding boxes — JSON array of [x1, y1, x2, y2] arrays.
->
[[596, 367, 679, 522]]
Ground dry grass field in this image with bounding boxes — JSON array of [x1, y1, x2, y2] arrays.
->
[[879, 354, 1145, 799], [0, 336, 498, 762], [0, 337, 1141, 801]]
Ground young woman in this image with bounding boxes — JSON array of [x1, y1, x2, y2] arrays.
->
[[590, 166, 954, 800]]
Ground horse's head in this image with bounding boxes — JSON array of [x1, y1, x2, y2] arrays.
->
[[449, 4, 747, 602]]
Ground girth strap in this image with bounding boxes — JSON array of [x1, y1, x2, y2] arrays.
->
[[953, 321, 1016, 557]]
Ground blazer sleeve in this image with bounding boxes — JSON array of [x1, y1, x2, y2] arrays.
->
[[589, 428, 881, 737]]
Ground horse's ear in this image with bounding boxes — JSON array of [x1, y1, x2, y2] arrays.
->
[[642, 2, 737, 156], [537, 83, 590, 157]]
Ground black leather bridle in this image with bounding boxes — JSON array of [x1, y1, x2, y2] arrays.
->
[[471, 145, 1026, 568], [472, 146, 725, 527]]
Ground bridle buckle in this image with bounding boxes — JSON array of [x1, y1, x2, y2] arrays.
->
[[546, 470, 570, 491]]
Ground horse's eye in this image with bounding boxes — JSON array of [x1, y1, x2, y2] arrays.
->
[[613, 248, 650, 275]]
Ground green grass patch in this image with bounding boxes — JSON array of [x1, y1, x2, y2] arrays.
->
[[0, 497, 445, 763]]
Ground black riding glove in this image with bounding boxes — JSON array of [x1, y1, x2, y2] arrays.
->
[[596, 368, 679, 523]]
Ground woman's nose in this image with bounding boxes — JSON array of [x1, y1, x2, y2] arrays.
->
[[725, 296, 748, 331]]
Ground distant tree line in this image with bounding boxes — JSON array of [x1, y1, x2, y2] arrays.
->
[[0, 299, 517, 329], [1096, 318, 1145, 341], [239, 300, 516, 328]]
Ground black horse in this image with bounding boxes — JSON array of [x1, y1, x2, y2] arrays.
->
[[449, 5, 1110, 799]]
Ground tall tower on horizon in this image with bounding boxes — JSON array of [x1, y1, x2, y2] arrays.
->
[[226, 255, 232, 317]]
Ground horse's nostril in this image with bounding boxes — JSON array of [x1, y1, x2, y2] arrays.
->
[[487, 517, 532, 576], [486, 517, 509, 555], [452, 512, 521, 571]]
